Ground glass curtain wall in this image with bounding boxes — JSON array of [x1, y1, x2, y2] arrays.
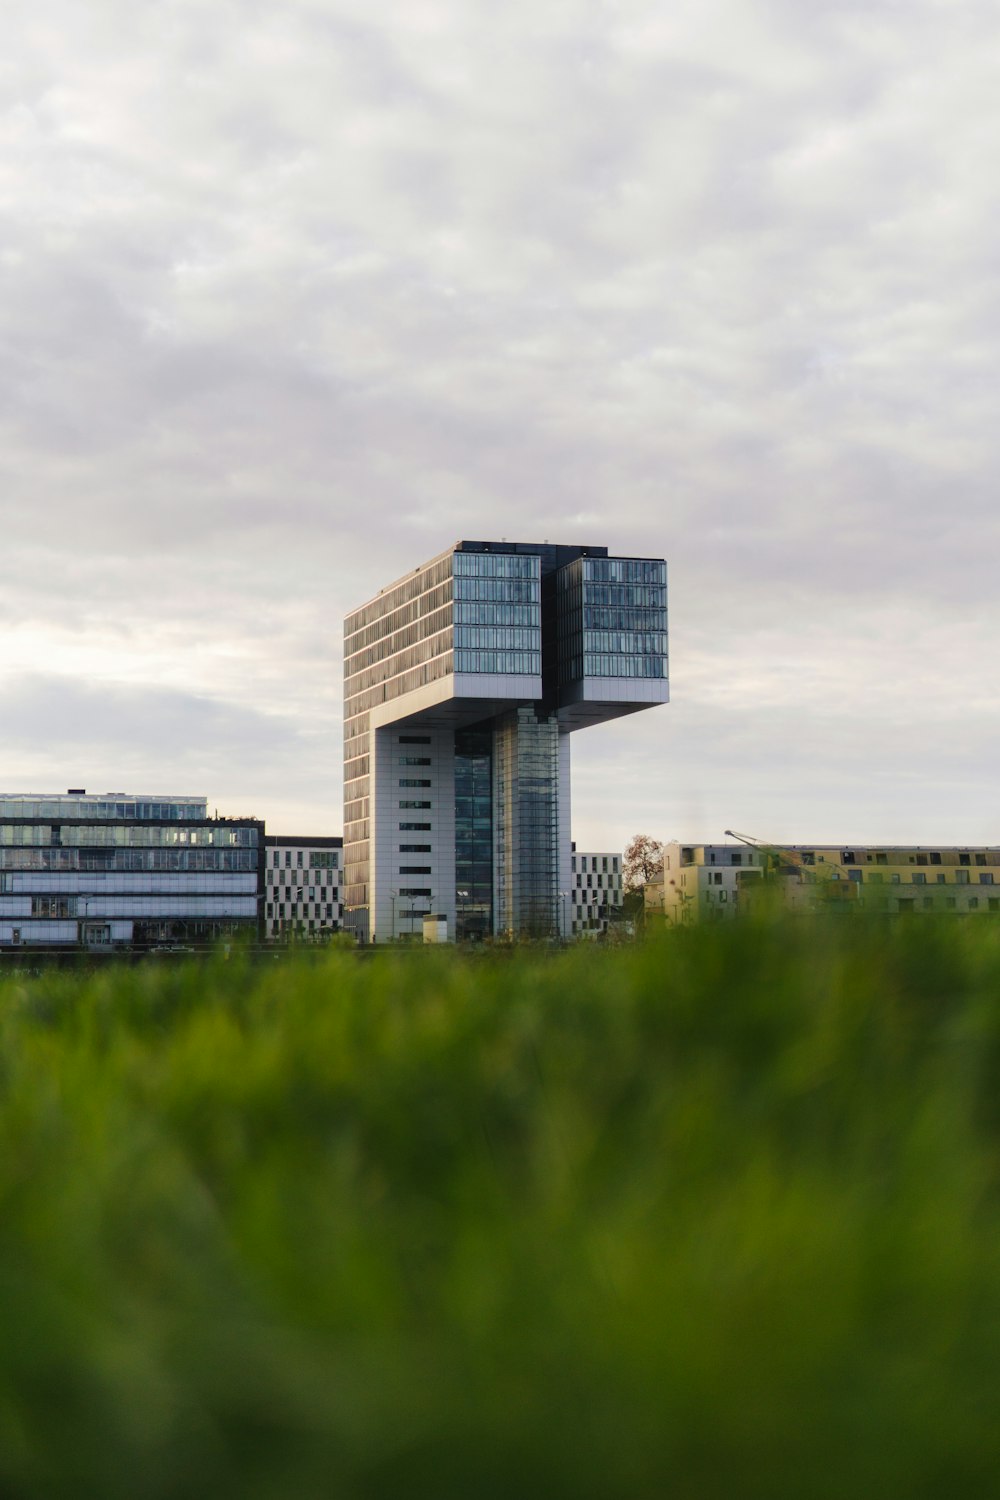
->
[[557, 557, 667, 684], [452, 551, 541, 677], [454, 727, 492, 941], [494, 706, 560, 939]]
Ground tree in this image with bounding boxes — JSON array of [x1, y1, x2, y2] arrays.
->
[[623, 834, 664, 892]]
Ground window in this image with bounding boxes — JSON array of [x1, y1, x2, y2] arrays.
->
[[980, 873, 994, 885], [400, 757, 431, 766], [400, 844, 431, 853], [976, 853, 988, 866], [913, 873, 927, 885], [399, 735, 431, 745], [946, 897, 957, 910], [969, 897, 980, 910], [936, 874, 946, 884], [960, 852, 971, 865], [922, 897, 934, 909], [400, 822, 431, 830], [731, 852, 742, 865], [956, 870, 970, 885], [399, 778, 431, 788], [399, 866, 432, 875], [400, 801, 431, 809], [930, 852, 942, 865], [399, 887, 432, 897]]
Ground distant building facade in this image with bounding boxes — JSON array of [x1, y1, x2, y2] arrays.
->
[[344, 540, 668, 943], [570, 845, 623, 936], [654, 842, 1000, 923], [264, 835, 343, 940], [0, 792, 264, 952]]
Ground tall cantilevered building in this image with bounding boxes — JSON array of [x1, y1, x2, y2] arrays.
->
[[343, 541, 667, 942]]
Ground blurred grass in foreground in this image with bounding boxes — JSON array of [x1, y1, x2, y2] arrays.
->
[[2, 919, 1000, 1496]]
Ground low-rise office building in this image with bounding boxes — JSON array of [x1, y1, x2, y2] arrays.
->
[[0, 792, 264, 952], [264, 835, 343, 940], [653, 842, 1000, 923], [570, 845, 623, 936]]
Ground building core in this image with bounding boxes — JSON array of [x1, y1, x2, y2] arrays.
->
[[343, 541, 668, 942]]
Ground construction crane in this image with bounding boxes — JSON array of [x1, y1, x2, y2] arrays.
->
[[723, 831, 857, 904]]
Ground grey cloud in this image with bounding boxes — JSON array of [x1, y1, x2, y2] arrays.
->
[[1, 0, 998, 846]]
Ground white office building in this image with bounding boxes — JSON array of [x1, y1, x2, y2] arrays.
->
[[264, 835, 343, 940], [570, 846, 623, 936]]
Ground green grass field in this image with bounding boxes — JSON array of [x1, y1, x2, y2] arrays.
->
[[2, 919, 1000, 1497]]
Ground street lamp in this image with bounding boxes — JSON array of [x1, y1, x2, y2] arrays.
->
[[456, 888, 469, 943], [558, 891, 570, 942], [390, 890, 398, 940]]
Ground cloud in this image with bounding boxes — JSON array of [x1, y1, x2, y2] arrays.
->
[[1, 0, 998, 844]]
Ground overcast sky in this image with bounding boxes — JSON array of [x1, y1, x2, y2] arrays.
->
[[3, 0, 998, 848]]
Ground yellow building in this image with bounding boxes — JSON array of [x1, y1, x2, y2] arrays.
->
[[655, 842, 1000, 924]]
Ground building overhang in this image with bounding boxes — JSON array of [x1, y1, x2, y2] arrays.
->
[[369, 673, 544, 733]]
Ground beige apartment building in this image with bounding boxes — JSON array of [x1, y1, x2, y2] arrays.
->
[[650, 842, 1000, 924]]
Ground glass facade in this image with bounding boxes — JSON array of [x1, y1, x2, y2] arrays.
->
[[0, 806, 264, 950], [0, 796, 207, 821], [452, 551, 541, 677], [494, 707, 561, 939], [454, 727, 492, 941], [556, 556, 667, 685]]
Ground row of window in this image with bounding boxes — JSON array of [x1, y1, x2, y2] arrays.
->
[[0, 849, 258, 872], [399, 778, 431, 788], [269, 869, 339, 887], [454, 625, 541, 650], [582, 607, 667, 632], [572, 855, 620, 873], [400, 800, 432, 809], [267, 849, 340, 869], [583, 630, 667, 656], [0, 826, 258, 848], [582, 653, 667, 679], [453, 578, 539, 603], [583, 583, 666, 608], [453, 601, 538, 627], [453, 552, 539, 578], [267, 902, 340, 919], [454, 650, 541, 676], [0, 800, 206, 821], [583, 558, 666, 585]]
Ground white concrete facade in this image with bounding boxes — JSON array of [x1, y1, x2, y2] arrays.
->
[[265, 836, 342, 940], [569, 847, 624, 936]]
